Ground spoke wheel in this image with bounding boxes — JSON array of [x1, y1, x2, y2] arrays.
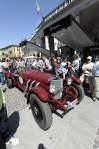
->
[[30, 94, 53, 130]]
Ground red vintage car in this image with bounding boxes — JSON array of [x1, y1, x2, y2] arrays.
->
[[5, 69, 84, 130]]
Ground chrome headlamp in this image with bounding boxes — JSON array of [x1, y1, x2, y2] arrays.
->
[[67, 78, 72, 85], [49, 84, 56, 93], [48, 77, 57, 94]]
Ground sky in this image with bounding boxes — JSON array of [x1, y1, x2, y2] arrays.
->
[[0, 0, 64, 48]]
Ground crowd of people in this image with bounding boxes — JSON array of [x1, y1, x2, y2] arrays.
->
[[0, 54, 99, 100]]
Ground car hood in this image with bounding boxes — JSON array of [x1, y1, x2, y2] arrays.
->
[[20, 70, 52, 82]]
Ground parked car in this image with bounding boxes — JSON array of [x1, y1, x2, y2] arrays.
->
[[5, 69, 84, 130]]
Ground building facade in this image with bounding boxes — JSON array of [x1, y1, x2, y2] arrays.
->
[[0, 45, 24, 60], [31, 0, 99, 58], [20, 40, 49, 58]]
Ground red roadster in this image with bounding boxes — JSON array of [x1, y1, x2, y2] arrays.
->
[[5, 69, 84, 130]]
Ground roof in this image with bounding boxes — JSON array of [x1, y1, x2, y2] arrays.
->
[[20, 40, 49, 52], [0, 44, 19, 51]]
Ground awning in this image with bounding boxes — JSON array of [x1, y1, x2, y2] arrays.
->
[[44, 15, 94, 49]]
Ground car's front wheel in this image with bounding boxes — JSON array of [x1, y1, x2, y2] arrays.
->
[[30, 94, 53, 130]]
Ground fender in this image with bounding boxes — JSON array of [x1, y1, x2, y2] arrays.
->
[[5, 72, 12, 78], [28, 87, 49, 102], [71, 76, 81, 84]]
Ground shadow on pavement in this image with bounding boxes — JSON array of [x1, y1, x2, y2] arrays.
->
[[0, 111, 20, 149], [0, 135, 6, 149], [38, 143, 46, 149], [8, 111, 20, 136]]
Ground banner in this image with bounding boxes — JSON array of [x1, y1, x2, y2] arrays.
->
[[35, 0, 41, 14]]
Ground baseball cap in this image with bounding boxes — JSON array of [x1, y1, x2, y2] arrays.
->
[[87, 56, 92, 60]]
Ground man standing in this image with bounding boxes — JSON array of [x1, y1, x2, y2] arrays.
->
[[10, 59, 17, 73], [93, 56, 99, 99], [82, 56, 96, 101], [72, 54, 80, 77]]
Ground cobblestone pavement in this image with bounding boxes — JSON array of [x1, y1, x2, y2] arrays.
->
[[4, 86, 99, 149], [5, 87, 28, 115]]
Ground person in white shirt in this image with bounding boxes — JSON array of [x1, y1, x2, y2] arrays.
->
[[93, 56, 99, 99], [82, 56, 94, 75], [36, 58, 45, 72], [72, 54, 80, 76], [32, 59, 37, 69], [81, 56, 96, 101], [42, 56, 52, 70], [61, 58, 67, 68], [93, 56, 99, 77]]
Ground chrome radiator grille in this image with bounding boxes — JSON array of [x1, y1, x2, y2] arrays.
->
[[50, 78, 63, 99]]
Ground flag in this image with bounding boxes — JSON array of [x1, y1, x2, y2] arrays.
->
[[35, 0, 41, 14]]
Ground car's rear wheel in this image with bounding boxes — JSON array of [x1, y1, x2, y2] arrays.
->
[[30, 94, 53, 130], [6, 78, 13, 88]]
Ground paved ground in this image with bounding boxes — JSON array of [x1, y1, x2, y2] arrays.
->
[[5, 87, 99, 149]]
